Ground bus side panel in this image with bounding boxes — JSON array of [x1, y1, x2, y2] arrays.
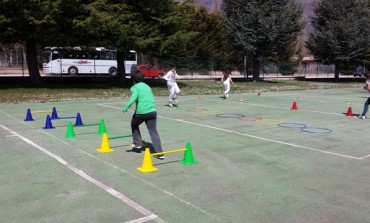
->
[[60, 59, 95, 74], [94, 60, 117, 74], [50, 59, 62, 74]]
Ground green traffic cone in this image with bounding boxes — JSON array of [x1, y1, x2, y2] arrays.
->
[[97, 119, 107, 135], [64, 122, 76, 138], [180, 142, 197, 165]]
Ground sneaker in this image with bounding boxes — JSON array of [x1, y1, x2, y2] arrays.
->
[[359, 116, 366, 119], [155, 155, 165, 160], [168, 102, 173, 107], [130, 143, 142, 149]]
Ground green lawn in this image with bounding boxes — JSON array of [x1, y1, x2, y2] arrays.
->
[[0, 79, 363, 103]]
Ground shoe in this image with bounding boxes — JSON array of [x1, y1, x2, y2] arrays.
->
[[168, 103, 173, 107], [130, 143, 142, 149], [155, 155, 165, 160], [359, 116, 366, 119]]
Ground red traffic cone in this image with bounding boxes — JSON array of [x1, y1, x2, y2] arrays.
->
[[291, 101, 298, 110], [346, 107, 353, 116]]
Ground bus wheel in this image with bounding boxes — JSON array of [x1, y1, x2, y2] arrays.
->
[[109, 67, 118, 76], [68, 66, 78, 75]]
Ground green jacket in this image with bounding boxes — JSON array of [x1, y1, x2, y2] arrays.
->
[[122, 82, 157, 114]]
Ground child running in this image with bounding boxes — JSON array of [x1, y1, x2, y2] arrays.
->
[[221, 70, 234, 99], [122, 70, 164, 159], [163, 65, 180, 107], [359, 73, 370, 119]]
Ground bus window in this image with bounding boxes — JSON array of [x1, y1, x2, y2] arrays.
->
[[125, 51, 136, 61], [43, 47, 137, 75]]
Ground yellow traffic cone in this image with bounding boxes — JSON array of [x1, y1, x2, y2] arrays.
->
[[137, 148, 158, 173], [97, 133, 114, 153]]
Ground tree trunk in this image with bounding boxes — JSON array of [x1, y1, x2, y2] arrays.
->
[[253, 57, 261, 82], [117, 51, 127, 83], [25, 39, 41, 85], [334, 63, 340, 80]]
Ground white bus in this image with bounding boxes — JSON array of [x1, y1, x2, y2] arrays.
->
[[43, 47, 137, 76]]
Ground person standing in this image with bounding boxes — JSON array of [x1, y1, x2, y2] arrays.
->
[[122, 71, 164, 159], [359, 73, 370, 119], [221, 70, 234, 99], [163, 66, 180, 107]]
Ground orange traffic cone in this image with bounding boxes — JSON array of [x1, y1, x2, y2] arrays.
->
[[291, 101, 298, 110], [137, 148, 158, 173], [346, 107, 353, 116]]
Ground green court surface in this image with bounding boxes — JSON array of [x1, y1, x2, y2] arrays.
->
[[1, 88, 370, 223]]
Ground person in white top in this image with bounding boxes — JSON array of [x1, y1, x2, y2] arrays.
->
[[163, 66, 180, 107], [221, 70, 234, 99], [359, 73, 370, 119]]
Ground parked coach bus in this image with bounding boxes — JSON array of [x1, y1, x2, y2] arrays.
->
[[43, 47, 137, 76]]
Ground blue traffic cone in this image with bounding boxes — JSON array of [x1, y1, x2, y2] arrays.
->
[[74, 113, 84, 126], [24, 108, 34, 121], [51, 107, 59, 119], [43, 115, 55, 129]]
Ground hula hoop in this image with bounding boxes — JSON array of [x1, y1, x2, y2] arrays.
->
[[256, 118, 283, 125], [300, 127, 332, 134], [187, 108, 208, 113], [216, 113, 245, 118], [237, 116, 263, 122], [278, 123, 307, 129], [201, 110, 224, 115]]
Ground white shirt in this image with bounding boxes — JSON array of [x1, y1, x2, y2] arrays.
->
[[163, 69, 178, 85]]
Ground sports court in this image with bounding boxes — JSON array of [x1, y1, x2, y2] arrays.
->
[[1, 87, 370, 223]]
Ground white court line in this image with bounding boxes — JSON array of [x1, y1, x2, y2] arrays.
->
[[97, 103, 367, 161], [205, 98, 344, 116], [0, 110, 221, 222], [0, 123, 159, 223]]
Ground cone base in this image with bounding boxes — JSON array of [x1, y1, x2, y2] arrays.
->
[[65, 135, 76, 139], [97, 148, 114, 153], [137, 166, 158, 173], [179, 160, 198, 165]]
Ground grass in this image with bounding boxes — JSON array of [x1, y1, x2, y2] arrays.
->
[[0, 79, 363, 104]]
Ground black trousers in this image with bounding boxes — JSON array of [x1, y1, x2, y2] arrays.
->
[[131, 112, 163, 153]]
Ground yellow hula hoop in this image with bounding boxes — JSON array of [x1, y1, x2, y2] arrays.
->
[[255, 118, 283, 125], [201, 110, 224, 115]]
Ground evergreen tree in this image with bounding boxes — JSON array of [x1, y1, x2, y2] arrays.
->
[[306, 0, 370, 80], [0, 0, 53, 85], [222, 0, 304, 81]]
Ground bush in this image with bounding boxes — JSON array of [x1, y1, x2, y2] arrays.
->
[[279, 62, 297, 76]]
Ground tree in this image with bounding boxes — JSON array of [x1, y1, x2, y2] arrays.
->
[[0, 1, 51, 84], [306, 0, 370, 80], [222, 0, 304, 81]]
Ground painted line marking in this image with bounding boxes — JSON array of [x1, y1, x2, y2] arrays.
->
[[0, 123, 160, 223], [97, 103, 366, 160], [0, 110, 221, 222]]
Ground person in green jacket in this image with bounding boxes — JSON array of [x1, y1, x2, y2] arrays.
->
[[122, 71, 164, 159]]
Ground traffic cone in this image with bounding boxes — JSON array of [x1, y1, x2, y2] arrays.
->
[[97, 119, 107, 134], [24, 108, 34, 121], [97, 133, 114, 153], [291, 101, 298, 110], [43, 115, 54, 129], [64, 122, 76, 138], [346, 107, 353, 116], [51, 107, 59, 119], [137, 148, 158, 173], [180, 142, 198, 165], [74, 113, 84, 126]]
